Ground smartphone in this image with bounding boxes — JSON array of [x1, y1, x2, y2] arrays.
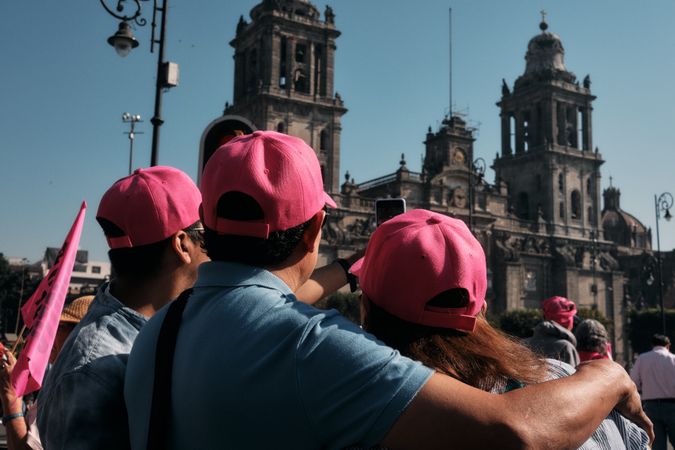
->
[[375, 198, 406, 226]]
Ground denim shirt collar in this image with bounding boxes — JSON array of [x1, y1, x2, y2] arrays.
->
[[194, 261, 293, 296], [87, 282, 148, 331]]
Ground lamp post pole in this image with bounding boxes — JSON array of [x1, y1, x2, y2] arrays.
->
[[122, 113, 143, 174], [100, 0, 177, 167], [468, 157, 486, 232], [654, 192, 673, 335], [14, 259, 28, 335]]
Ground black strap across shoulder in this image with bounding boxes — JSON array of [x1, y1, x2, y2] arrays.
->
[[146, 288, 193, 450]]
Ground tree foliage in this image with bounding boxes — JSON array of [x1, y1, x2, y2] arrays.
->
[[496, 308, 543, 338], [314, 292, 361, 325], [627, 308, 675, 354], [0, 254, 41, 335]]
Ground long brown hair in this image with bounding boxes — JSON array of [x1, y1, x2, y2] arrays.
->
[[362, 294, 549, 391]]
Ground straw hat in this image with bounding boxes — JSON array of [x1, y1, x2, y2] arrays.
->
[[60, 296, 94, 324]]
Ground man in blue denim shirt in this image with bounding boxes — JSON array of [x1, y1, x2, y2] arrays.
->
[[37, 166, 208, 450]]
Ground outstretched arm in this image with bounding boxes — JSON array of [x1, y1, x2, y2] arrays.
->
[[295, 251, 363, 304], [383, 360, 653, 450]]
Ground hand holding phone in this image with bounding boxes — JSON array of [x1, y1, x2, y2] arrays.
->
[[375, 198, 406, 227]]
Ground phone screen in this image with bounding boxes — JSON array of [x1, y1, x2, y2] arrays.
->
[[376, 199, 406, 226]]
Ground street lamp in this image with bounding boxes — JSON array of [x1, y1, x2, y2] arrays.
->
[[122, 113, 143, 175], [468, 157, 486, 232], [654, 191, 673, 334], [590, 229, 598, 306], [100, 0, 179, 167]]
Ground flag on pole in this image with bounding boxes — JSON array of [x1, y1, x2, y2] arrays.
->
[[12, 201, 87, 397]]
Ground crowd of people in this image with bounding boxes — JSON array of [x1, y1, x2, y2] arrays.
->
[[0, 130, 667, 449]]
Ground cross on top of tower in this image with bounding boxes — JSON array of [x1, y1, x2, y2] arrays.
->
[[609, 175, 613, 187], [539, 10, 548, 31]]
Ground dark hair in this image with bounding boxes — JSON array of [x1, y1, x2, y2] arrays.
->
[[362, 289, 549, 391], [652, 334, 671, 347], [575, 319, 609, 355], [203, 192, 312, 267], [97, 218, 203, 281]]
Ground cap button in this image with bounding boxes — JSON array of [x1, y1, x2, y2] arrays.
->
[[252, 131, 264, 137], [426, 217, 442, 225], [133, 168, 143, 175]]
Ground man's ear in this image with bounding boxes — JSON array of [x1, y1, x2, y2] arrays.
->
[[170, 230, 192, 265], [301, 209, 325, 252]]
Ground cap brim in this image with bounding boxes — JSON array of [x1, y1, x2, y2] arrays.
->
[[350, 257, 364, 276], [323, 192, 337, 208]]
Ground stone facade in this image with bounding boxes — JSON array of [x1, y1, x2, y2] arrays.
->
[[226, 0, 346, 193], [223, 2, 664, 364]]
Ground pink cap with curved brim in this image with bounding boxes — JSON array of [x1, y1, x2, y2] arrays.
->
[[542, 296, 577, 329], [201, 131, 336, 238], [351, 209, 487, 332], [97, 166, 201, 249]]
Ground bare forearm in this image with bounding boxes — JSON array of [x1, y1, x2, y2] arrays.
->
[[2, 397, 28, 450], [295, 262, 346, 304], [383, 361, 650, 450], [502, 360, 634, 449]]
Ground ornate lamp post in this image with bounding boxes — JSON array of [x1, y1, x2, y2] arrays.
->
[[122, 113, 143, 175], [468, 157, 486, 232], [654, 192, 673, 334], [590, 229, 598, 306], [100, 0, 178, 167]]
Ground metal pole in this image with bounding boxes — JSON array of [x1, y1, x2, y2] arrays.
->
[[468, 162, 473, 231], [150, 0, 168, 166], [655, 194, 666, 334], [13, 266, 25, 335], [448, 8, 452, 116], [128, 120, 136, 175]]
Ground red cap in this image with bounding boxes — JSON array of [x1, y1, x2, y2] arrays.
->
[[97, 166, 201, 249], [351, 209, 487, 332], [542, 296, 577, 329], [200, 131, 336, 238]]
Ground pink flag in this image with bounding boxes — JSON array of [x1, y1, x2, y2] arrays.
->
[[12, 201, 87, 397]]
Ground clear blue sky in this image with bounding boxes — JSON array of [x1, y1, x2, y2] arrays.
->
[[1, 0, 674, 262]]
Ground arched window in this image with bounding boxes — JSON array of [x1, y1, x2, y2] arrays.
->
[[277, 122, 285, 133], [559, 202, 565, 219], [516, 192, 530, 220], [587, 206, 593, 224], [320, 129, 328, 151], [571, 190, 581, 219], [558, 173, 564, 193]]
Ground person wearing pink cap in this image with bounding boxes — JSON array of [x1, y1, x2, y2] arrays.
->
[[355, 209, 649, 449], [37, 167, 209, 450], [526, 295, 581, 366], [125, 132, 651, 450]]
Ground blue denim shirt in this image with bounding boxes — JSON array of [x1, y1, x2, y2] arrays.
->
[[37, 283, 147, 450]]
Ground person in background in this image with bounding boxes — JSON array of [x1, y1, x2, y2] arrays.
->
[[630, 334, 675, 450], [354, 209, 649, 449], [526, 295, 581, 366], [0, 295, 94, 450], [575, 318, 612, 362], [125, 131, 651, 450]]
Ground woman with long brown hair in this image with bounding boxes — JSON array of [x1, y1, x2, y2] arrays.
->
[[352, 209, 648, 449]]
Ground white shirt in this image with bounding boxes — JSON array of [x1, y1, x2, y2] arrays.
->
[[630, 346, 675, 400]]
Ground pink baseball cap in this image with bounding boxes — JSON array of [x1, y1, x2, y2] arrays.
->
[[542, 296, 577, 329], [97, 166, 201, 249], [200, 130, 336, 238], [351, 209, 487, 332]]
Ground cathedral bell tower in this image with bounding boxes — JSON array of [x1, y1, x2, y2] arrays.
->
[[493, 16, 603, 238], [226, 0, 347, 193]]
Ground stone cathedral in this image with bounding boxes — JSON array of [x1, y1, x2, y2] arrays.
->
[[220, 0, 664, 363]]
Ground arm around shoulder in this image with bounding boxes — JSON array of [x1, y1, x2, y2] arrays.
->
[[383, 360, 653, 450]]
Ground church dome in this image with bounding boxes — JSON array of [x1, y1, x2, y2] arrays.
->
[[601, 186, 651, 249], [515, 19, 576, 87], [524, 23, 566, 75]]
